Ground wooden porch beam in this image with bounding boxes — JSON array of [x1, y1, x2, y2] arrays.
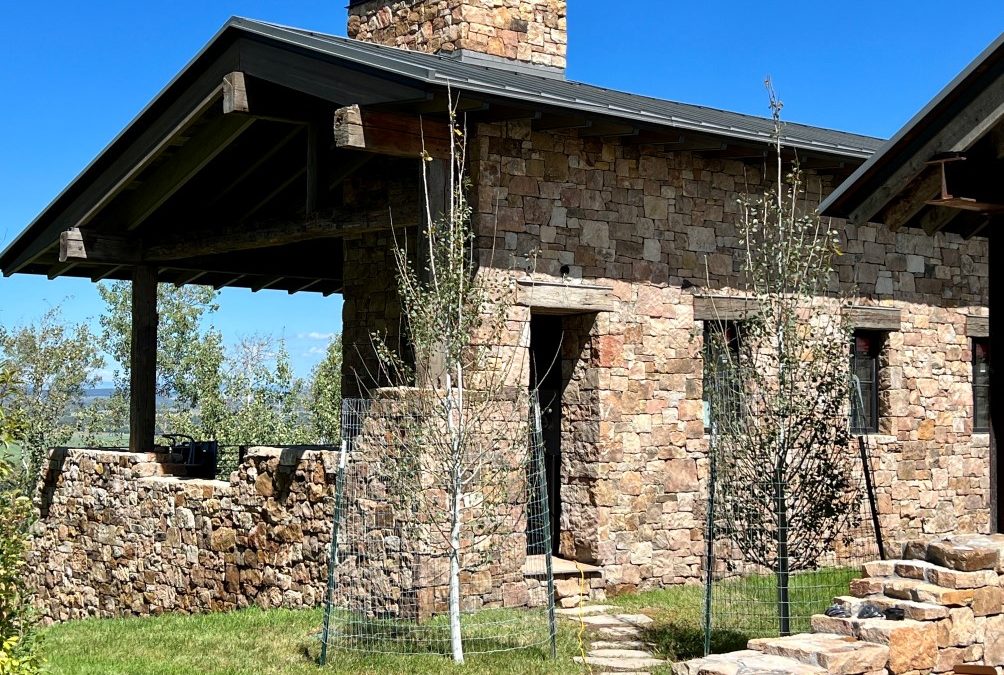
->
[[334, 104, 452, 159], [129, 266, 158, 453], [146, 207, 418, 260], [60, 203, 418, 266]]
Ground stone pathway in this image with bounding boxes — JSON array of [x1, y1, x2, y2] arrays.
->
[[555, 604, 667, 673]]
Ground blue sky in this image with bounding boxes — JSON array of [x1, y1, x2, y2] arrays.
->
[[1, 1, 1002, 377]]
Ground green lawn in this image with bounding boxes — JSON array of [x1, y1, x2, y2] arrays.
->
[[41, 607, 587, 675], [606, 567, 861, 662], [40, 568, 857, 673]]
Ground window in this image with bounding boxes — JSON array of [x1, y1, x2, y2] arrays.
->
[[703, 321, 742, 430], [974, 338, 990, 433], [850, 331, 881, 434]]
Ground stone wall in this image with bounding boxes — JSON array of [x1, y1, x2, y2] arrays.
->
[[467, 119, 991, 591], [29, 443, 538, 624], [348, 0, 567, 70]]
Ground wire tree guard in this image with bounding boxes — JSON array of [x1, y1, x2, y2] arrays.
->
[[702, 370, 884, 653], [319, 395, 557, 662]]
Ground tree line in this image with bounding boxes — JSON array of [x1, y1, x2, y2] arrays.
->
[[0, 282, 342, 490]]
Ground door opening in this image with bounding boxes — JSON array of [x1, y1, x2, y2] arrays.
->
[[528, 314, 563, 556]]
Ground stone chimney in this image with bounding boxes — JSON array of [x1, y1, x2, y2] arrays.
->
[[347, 0, 567, 74]]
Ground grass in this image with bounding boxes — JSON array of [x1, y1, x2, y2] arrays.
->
[[606, 567, 861, 662], [42, 606, 588, 675], [40, 567, 859, 673]]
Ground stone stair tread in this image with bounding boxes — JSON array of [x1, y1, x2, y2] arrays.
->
[[596, 626, 644, 638], [589, 648, 658, 658], [591, 639, 653, 650], [555, 604, 616, 616], [672, 650, 825, 675], [574, 655, 666, 671], [748, 633, 889, 674], [902, 535, 1004, 572], [613, 613, 655, 626], [833, 594, 950, 620], [881, 577, 976, 606]]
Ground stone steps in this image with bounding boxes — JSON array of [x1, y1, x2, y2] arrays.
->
[[671, 649, 828, 675], [672, 537, 1004, 675], [747, 633, 890, 675], [559, 605, 665, 673]]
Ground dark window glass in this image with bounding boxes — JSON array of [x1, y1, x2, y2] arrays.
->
[[850, 331, 881, 434], [704, 321, 742, 430], [974, 338, 990, 433]]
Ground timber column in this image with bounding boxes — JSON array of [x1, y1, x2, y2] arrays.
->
[[129, 266, 158, 452]]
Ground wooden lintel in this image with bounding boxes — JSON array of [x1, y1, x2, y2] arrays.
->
[[516, 279, 616, 314], [967, 315, 990, 338], [693, 295, 756, 321], [61, 209, 413, 266], [334, 104, 452, 159], [223, 72, 249, 114], [845, 305, 902, 331]]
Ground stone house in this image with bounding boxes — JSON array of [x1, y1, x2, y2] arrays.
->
[[1, 1, 995, 618]]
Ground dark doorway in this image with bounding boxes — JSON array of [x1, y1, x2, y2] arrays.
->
[[528, 314, 564, 555]]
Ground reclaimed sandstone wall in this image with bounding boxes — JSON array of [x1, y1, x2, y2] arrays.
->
[[29, 444, 535, 624], [468, 119, 990, 591], [348, 0, 567, 70]]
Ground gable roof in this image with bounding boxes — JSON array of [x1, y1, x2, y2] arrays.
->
[[240, 19, 883, 157], [819, 32, 1004, 224], [1, 17, 884, 276]]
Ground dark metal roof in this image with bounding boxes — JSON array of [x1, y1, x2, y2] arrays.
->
[[239, 18, 883, 158], [1, 16, 884, 275], [819, 32, 1004, 220]]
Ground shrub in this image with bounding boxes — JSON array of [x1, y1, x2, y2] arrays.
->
[[0, 367, 40, 674]]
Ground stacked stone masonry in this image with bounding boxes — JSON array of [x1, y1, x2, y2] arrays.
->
[[348, 0, 568, 69], [674, 534, 1004, 674], [460, 119, 989, 591], [28, 446, 545, 624]]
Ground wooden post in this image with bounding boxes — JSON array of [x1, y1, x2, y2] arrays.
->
[[129, 266, 158, 452], [991, 233, 1002, 533]]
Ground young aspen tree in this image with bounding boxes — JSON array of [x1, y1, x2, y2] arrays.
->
[[370, 91, 536, 664], [706, 81, 861, 635]]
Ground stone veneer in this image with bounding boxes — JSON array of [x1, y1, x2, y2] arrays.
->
[[458, 119, 989, 591], [347, 0, 567, 70]]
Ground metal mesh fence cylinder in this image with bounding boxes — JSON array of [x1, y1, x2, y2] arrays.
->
[[702, 366, 883, 651], [320, 393, 556, 661]]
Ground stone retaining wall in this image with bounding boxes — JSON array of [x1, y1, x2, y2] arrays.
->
[[28, 444, 543, 624]]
